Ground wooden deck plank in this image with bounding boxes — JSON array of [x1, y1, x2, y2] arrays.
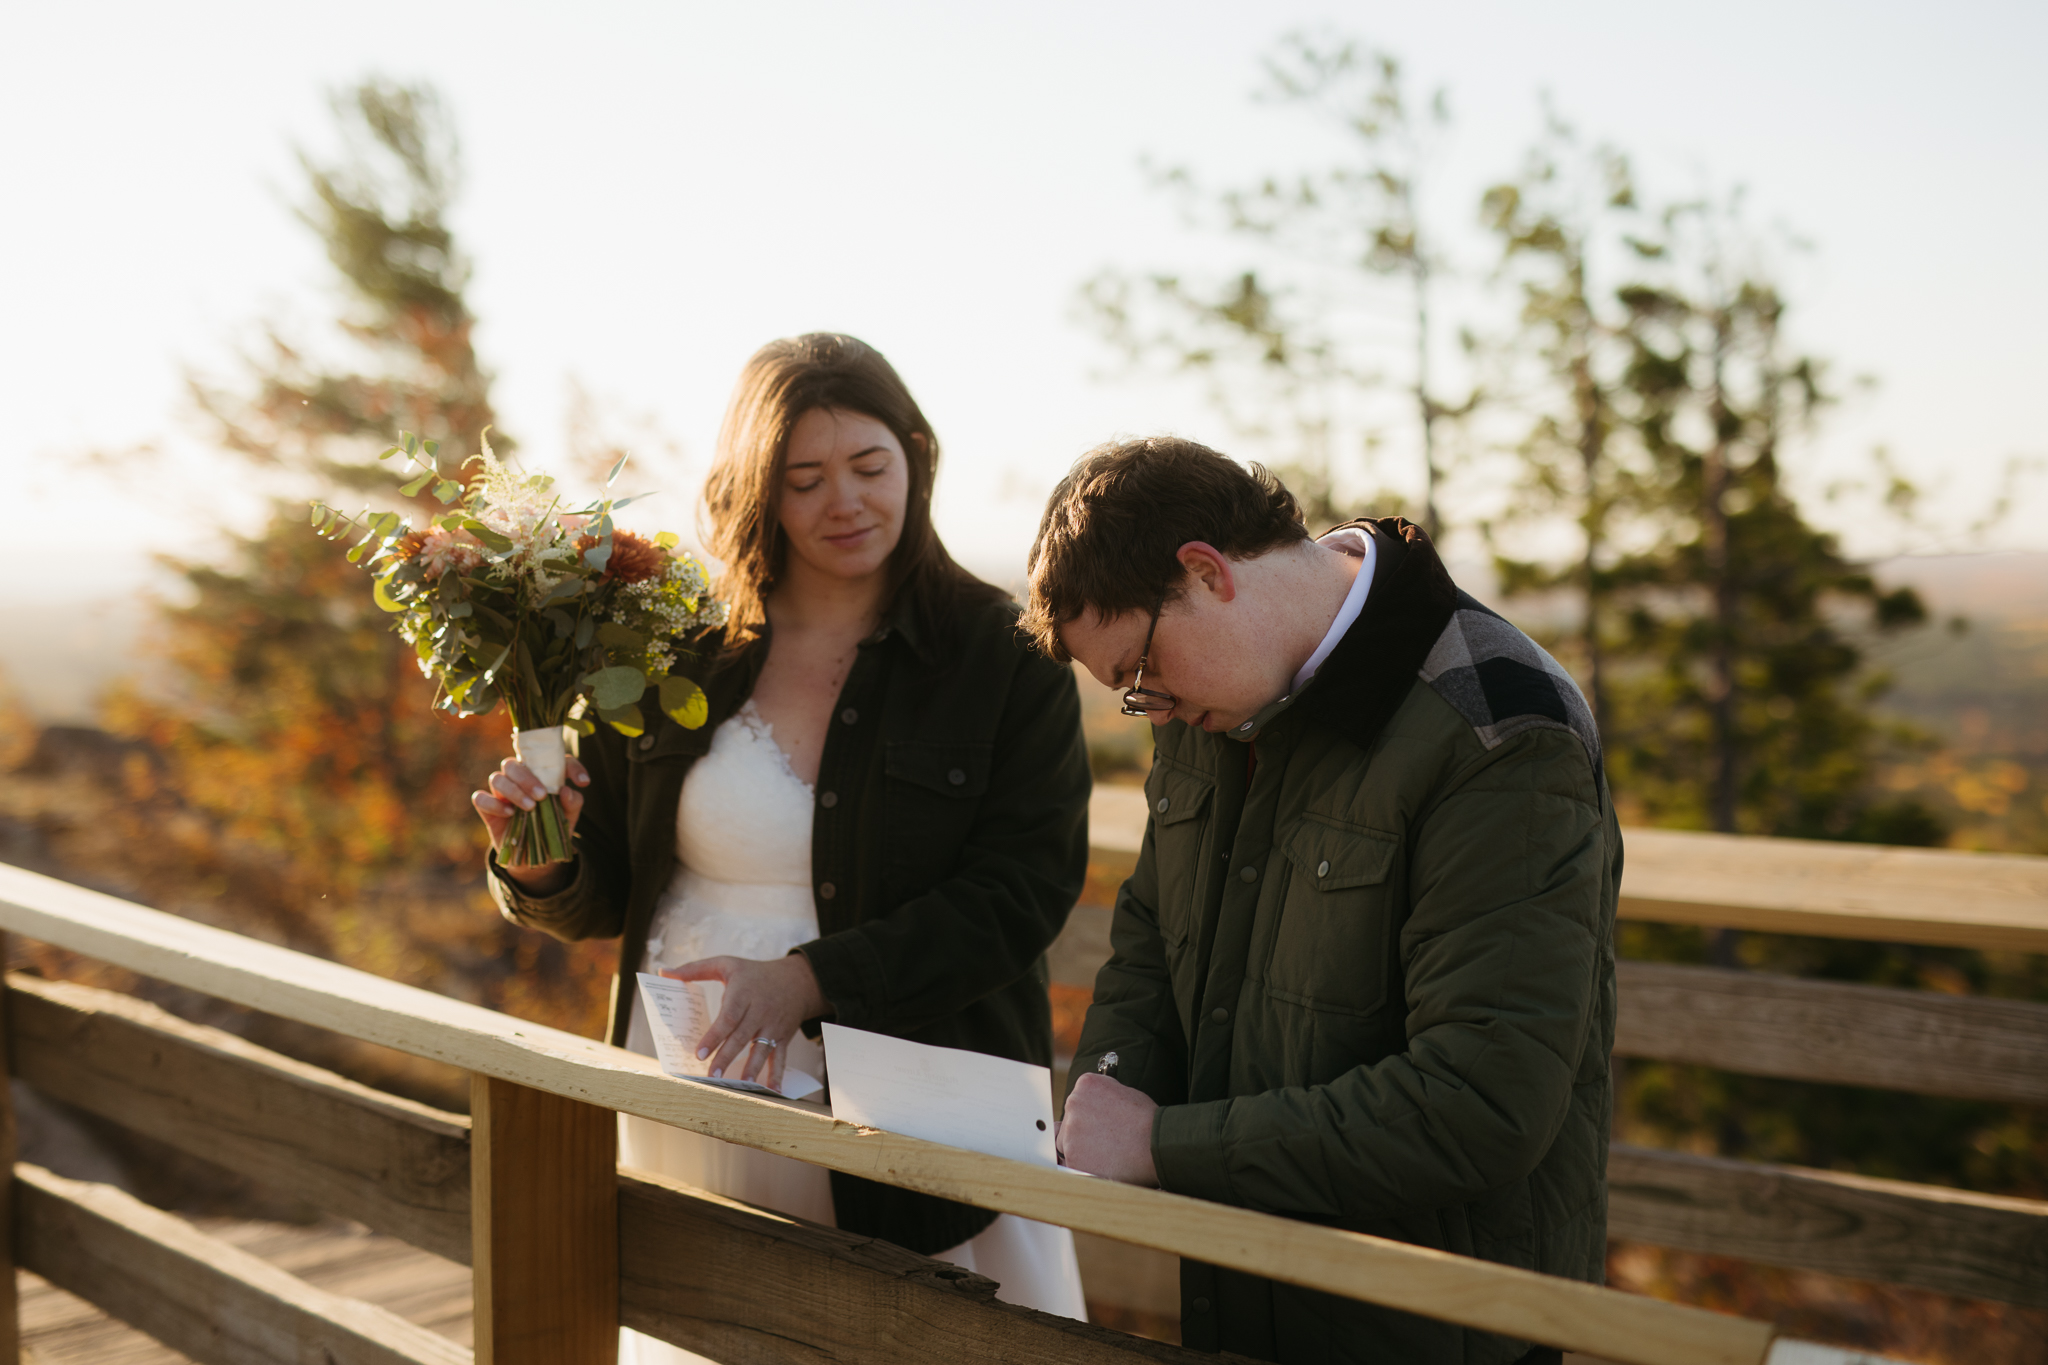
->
[[15, 1165, 468, 1365], [20, 1220, 471, 1365]]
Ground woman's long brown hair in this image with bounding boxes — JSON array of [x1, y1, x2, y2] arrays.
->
[[702, 333, 998, 644]]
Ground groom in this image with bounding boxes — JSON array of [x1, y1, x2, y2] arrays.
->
[[1026, 437, 1619, 1365]]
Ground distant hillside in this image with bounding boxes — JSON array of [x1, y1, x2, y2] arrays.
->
[[0, 598, 150, 723], [1864, 551, 2048, 852]]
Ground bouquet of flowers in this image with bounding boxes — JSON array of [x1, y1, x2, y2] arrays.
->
[[312, 430, 727, 867]]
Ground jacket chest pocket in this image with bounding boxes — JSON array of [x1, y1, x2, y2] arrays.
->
[[1265, 815, 1400, 1019], [1143, 760, 1215, 956], [884, 741, 991, 887]]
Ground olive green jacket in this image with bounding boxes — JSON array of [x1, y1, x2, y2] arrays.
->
[[1071, 520, 1620, 1365], [490, 587, 1091, 1254]]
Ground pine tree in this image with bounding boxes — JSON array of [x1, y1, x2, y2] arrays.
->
[[1598, 202, 1939, 844], [1480, 112, 1641, 733], [1080, 33, 1476, 533], [100, 81, 609, 1051]]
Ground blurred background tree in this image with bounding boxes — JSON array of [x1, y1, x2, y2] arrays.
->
[[21, 80, 612, 1107], [1081, 34, 1476, 533], [1076, 27, 2044, 1244]]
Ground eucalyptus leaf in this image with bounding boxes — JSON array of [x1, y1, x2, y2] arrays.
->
[[544, 607, 576, 639], [587, 665, 648, 710], [606, 452, 629, 486], [573, 615, 595, 650], [597, 702, 645, 737], [400, 470, 435, 497], [433, 480, 462, 504], [373, 571, 407, 613], [659, 674, 709, 730], [463, 520, 515, 552], [596, 622, 646, 652], [582, 539, 612, 573]]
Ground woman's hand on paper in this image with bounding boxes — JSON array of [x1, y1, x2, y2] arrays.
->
[[664, 953, 829, 1090], [472, 755, 590, 892], [1056, 1073, 1159, 1186]]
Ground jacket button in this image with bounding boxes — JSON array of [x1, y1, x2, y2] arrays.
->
[[948, 768, 967, 786], [840, 707, 859, 725], [819, 882, 837, 900], [820, 792, 838, 808], [1239, 864, 1257, 883], [1156, 796, 1170, 814], [1317, 859, 1330, 878], [1210, 1007, 1229, 1024], [1192, 1296, 1212, 1314], [638, 734, 655, 751]]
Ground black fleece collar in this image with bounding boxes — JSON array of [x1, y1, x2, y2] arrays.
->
[[1281, 517, 1460, 753]]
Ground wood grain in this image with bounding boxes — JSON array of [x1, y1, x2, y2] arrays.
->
[[0, 862, 1774, 1365], [14, 1162, 469, 1365], [1618, 827, 2048, 953], [471, 1075, 616, 1365], [1087, 789, 2048, 951], [1608, 1144, 2048, 1309], [619, 1165, 1232, 1364], [0, 943, 21, 1363], [7, 972, 473, 1263], [1614, 962, 2048, 1105]]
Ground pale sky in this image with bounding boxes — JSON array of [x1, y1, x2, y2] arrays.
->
[[4, 0, 2044, 606]]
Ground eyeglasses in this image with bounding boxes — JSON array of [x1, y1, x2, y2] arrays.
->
[[1120, 600, 1179, 717]]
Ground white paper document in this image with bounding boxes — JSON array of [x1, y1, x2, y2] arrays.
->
[[634, 973, 822, 1100], [822, 1022, 1059, 1167]]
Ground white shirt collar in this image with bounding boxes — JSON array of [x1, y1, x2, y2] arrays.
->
[[1288, 526, 1376, 696]]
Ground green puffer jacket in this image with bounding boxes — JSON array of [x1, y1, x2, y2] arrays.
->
[[1070, 519, 1621, 1365]]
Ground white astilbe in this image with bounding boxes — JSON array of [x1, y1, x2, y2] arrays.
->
[[467, 432, 569, 594]]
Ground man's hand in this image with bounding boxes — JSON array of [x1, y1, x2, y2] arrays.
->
[[1057, 1073, 1160, 1185]]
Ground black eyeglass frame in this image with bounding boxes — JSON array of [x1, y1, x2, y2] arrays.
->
[[1120, 599, 1179, 717]]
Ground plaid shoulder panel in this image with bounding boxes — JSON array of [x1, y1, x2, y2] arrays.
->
[[1418, 591, 1601, 769]]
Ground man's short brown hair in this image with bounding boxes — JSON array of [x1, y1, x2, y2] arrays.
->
[[1022, 436, 1309, 660]]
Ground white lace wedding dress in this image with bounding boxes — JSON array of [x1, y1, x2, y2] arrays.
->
[[618, 702, 1087, 1363]]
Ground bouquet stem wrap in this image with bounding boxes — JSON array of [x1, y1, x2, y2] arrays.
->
[[504, 726, 573, 869]]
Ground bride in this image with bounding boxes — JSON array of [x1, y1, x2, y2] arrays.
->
[[475, 334, 1093, 1361]]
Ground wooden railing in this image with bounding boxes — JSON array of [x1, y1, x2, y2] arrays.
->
[[1069, 791, 2048, 1318], [0, 795, 2043, 1365], [0, 860, 1779, 1365]]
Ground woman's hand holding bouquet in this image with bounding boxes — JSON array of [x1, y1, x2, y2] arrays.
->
[[312, 430, 725, 870]]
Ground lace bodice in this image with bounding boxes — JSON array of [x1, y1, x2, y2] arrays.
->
[[641, 702, 820, 973]]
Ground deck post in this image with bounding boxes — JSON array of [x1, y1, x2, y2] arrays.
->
[[470, 1073, 617, 1364], [0, 939, 20, 1362]]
